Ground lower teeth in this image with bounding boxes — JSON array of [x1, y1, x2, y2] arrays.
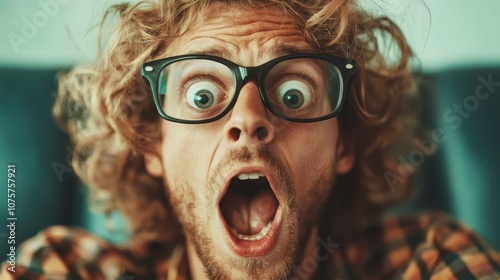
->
[[231, 221, 273, 241]]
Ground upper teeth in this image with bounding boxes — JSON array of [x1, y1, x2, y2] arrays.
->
[[238, 172, 265, 180]]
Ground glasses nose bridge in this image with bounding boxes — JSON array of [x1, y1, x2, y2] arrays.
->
[[232, 65, 269, 115], [233, 65, 263, 100], [237, 65, 264, 96], [238, 65, 262, 84]]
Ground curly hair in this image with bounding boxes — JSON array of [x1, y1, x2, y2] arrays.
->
[[54, 0, 418, 243]]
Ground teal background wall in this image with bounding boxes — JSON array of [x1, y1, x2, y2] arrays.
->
[[1, 0, 499, 70]]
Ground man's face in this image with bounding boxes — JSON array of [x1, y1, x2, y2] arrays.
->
[[145, 3, 353, 279]]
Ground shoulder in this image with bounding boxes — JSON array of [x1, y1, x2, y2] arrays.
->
[[1, 226, 148, 279], [393, 213, 500, 279], [338, 212, 500, 279]]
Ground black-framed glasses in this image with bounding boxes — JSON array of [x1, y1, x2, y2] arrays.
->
[[141, 53, 356, 124]]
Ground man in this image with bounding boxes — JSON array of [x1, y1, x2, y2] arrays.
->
[[2, 0, 500, 279]]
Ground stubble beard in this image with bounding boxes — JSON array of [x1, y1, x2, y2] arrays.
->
[[166, 146, 332, 279]]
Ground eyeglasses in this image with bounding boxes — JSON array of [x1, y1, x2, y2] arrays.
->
[[141, 54, 356, 124]]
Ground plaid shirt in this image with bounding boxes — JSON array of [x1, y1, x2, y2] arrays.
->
[[2, 213, 500, 279]]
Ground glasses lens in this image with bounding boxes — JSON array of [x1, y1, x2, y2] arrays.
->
[[264, 58, 343, 120], [157, 59, 236, 121]]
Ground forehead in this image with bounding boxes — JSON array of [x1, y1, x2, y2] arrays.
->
[[166, 2, 314, 66]]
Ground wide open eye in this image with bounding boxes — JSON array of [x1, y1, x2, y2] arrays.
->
[[185, 81, 222, 109], [274, 80, 312, 110]]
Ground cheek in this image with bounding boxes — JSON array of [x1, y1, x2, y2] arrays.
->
[[161, 123, 220, 191], [279, 120, 338, 192]]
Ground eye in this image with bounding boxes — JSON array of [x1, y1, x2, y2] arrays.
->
[[185, 81, 222, 109], [274, 80, 312, 109]]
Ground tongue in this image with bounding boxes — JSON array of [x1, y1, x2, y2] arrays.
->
[[221, 188, 278, 235]]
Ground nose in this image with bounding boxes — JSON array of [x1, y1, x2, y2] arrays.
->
[[223, 82, 275, 145]]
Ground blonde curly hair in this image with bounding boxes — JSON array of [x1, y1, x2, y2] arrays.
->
[[54, 0, 417, 243]]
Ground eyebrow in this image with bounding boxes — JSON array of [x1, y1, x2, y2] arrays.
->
[[188, 45, 229, 57], [186, 44, 315, 60]]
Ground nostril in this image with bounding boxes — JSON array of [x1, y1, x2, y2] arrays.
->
[[256, 127, 268, 141], [229, 127, 241, 141]]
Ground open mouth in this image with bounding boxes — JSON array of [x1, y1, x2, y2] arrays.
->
[[219, 171, 281, 257]]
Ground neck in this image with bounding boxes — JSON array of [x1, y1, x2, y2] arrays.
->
[[185, 239, 208, 280]]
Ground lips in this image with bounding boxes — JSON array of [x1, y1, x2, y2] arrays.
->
[[218, 169, 282, 257]]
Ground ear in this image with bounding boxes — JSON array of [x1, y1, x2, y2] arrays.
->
[[335, 139, 355, 175], [143, 143, 164, 177]]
